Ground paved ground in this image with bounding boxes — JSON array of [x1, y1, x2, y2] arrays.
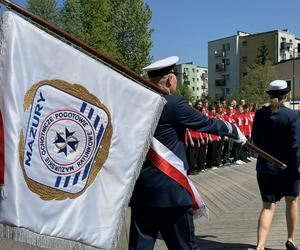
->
[[1, 160, 298, 250]]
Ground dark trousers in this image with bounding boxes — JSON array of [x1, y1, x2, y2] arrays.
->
[[187, 138, 199, 173], [231, 141, 242, 161], [197, 142, 207, 171], [222, 138, 233, 161], [206, 141, 217, 168], [129, 206, 199, 250], [240, 136, 250, 161], [215, 140, 223, 166]]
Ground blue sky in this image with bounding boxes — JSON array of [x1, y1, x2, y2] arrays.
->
[[8, 0, 300, 67], [144, 0, 300, 67]]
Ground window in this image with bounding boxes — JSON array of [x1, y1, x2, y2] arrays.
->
[[197, 87, 199, 90], [192, 78, 195, 82], [192, 68, 195, 73], [216, 63, 225, 72], [226, 88, 230, 95], [286, 80, 291, 89], [222, 58, 230, 65], [224, 74, 230, 80], [222, 43, 230, 51], [242, 56, 248, 63], [242, 41, 248, 47], [192, 87, 195, 91], [215, 79, 226, 86]]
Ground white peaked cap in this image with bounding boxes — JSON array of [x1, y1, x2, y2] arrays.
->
[[143, 56, 179, 77], [267, 80, 290, 95]]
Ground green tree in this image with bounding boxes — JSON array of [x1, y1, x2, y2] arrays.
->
[[110, 0, 153, 73], [27, 0, 153, 73], [256, 42, 270, 65], [175, 83, 194, 102], [60, 0, 121, 60], [238, 61, 278, 105], [59, 0, 82, 38], [28, 0, 59, 25]]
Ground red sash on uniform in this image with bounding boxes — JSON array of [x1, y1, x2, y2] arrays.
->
[[147, 137, 207, 217]]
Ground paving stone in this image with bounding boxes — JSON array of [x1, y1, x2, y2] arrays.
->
[[1, 160, 299, 250]]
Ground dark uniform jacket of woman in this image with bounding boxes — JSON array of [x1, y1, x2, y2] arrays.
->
[[130, 94, 239, 208], [252, 105, 300, 176]]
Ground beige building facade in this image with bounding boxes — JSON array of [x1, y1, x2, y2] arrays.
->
[[239, 30, 300, 81], [208, 30, 300, 100], [274, 58, 300, 101]]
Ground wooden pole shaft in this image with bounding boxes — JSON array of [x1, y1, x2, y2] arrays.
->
[[245, 142, 287, 169]]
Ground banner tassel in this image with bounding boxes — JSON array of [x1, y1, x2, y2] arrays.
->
[[0, 224, 102, 250]]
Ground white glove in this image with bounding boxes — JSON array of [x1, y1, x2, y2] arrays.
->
[[233, 124, 247, 145]]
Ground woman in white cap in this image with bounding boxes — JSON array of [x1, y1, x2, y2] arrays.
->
[[252, 80, 300, 250]]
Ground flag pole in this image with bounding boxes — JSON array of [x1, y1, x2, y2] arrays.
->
[[0, 0, 287, 170], [245, 142, 286, 169], [0, 0, 168, 95]]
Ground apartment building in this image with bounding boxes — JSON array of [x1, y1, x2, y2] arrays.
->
[[239, 30, 300, 79], [208, 32, 248, 99], [208, 30, 300, 99], [175, 62, 208, 101]]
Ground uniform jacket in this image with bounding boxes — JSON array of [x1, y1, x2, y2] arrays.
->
[[233, 113, 244, 134], [130, 95, 239, 208], [252, 105, 300, 176]]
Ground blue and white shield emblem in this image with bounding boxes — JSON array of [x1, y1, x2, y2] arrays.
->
[[20, 80, 112, 200]]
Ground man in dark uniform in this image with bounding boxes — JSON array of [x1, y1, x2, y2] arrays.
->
[[129, 56, 247, 250]]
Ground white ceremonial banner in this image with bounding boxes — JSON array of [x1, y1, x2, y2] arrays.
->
[[0, 11, 165, 249]]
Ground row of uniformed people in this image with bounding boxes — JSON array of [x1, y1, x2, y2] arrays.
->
[[186, 102, 256, 174]]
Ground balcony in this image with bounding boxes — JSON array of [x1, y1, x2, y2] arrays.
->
[[214, 50, 226, 58], [280, 42, 293, 51], [215, 63, 225, 72]]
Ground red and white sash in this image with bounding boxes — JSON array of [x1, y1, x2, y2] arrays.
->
[[147, 137, 208, 217]]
